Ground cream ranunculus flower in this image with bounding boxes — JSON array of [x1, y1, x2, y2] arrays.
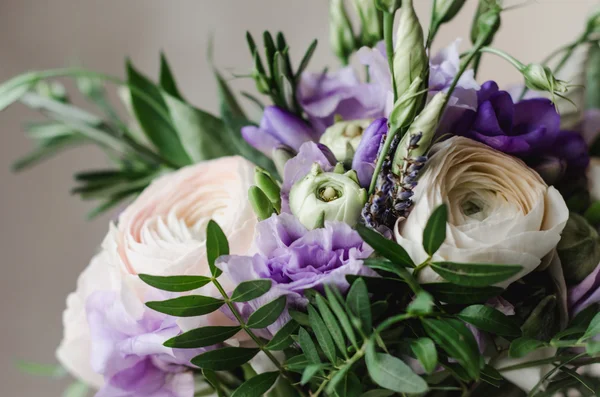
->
[[395, 136, 569, 287]]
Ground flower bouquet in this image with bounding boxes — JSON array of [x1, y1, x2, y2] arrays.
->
[[2, 0, 600, 396]]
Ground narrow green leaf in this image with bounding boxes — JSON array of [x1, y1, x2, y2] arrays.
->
[[325, 285, 359, 350], [430, 262, 522, 287], [284, 354, 309, 372], [202, 369, 226, 397], [422, 283, 503, 304], [407, 291, 434, 315], [331, 370, 362, 397], [356, 224, 415, 267], [581, 312, 600, 341], [231, 371, 279, 397], [586, 340, 600, 355], [0, 71, 39, 111], [458, 305, 521, 337], [231, 279, 272, 302], [206, 220, 228, 277], [300, 364, 326, 385], [295, 39, 318, 79], [586, 42, 600, 110], [346, 278, 372, 333], [146, 295, 224, 317], [410, 337, 438, 374], [289, 309, 310, 327], [164, 326, 241, 349], [365, 341, 428, 394], [247, 296, 287, 329], [138, 274, 211, 292], [16, 361, 67, 378], [560, 367, 597, 394], [480, 365, 504, 388], [191, 347, 260, 371], [265, 320, 299, 350], [298, 327, 321, 365], [571, 303, 599, 328], [12, 137, 84, 172], [359, 390, 394, 397], [508, 337, 547, 358], [422, 204, 448, 256], [159, 52, 184, 101], [422, 318, 481, 380], [315, 294, 347, 357], [307, 305, 337, 363]]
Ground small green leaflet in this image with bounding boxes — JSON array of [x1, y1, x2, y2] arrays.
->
[[458, 305, 521, 337], [230, 371, 279, 397], [230, 279, 272, 302], [581, 312, 600, 341], [422, 283, 503, 304], [16, 361, 67, 378], [480, 365, 504, 388], [410, 337, 438, 374], [430, 261, 522, 287], [325, 285, 359, 350], [298, 327, 321, 365], [307, 305, 337, 363], [347, 278, 372, 333], [159, 52, 184, 101], [365, 341, 428, 394], [146, 295, 224, 317], [191, 347, 260, 371], [164, 326, 241, 349], [138, 274, 211, 292], [330, 371, 362, 397], [422, 204, 448, 256], [246, 296, 287, 329], [266, 320, 299, 351], [315, 294, 347, 358], [356, 224, 415, 267], [206, 220, 229, 277], [301, 364, 327, 385], [0, 71, 39, 111], [586, 340, 600, 355], [289, 309, 310, 327], [407, 291, 434, 315], [508, 337, 547, 358], [285, 354, 310, 372]]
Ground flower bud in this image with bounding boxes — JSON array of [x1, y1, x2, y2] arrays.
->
[[289, 163, 368, 229], [393, 0, 427, 99], [330, 0, 356, 64], [434, 0, 467, 25], [388, 76, 424, 131], [375, 0, 401, 13], [521, 63, 568, 96], [319, 119, 373, 164], [249, 186, 276, 221], [470, 0, 501, 46], [392, 92, 447, 174], [255, 168, 281, 212], [352, 0, 383, 48], [585, 8, 600, 37], [557, 212, 600, 284], [521, 295, 558, 341]]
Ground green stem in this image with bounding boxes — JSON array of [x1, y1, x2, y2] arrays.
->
[[368, 126, 401, 194], [211, 278, 307, 397], [478, 47, 525, 70], [313, 342, 367, 397], [383, 12, 397, 103], [375, 313, 413, 333], [426, 0, 439, 48]]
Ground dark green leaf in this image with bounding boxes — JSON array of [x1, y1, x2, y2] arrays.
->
[[300, 364, 326, 385], [231, 279, 272, 302], [458, 305, 521, 337], [138, 274, 211, 292], [146, 295, 224, 317], [247, 296, 287, 329], [359, 390, 394, 397], [284, 354, 309, 372], [480, 365, 504, 388], [582, 312, 600, 341], [571, 303, 599, 328], [422, 204, 448, 256], [422, 318, 480, 380], [12, 136, 85, 172], [325, 285, 359, 350], [331, 371, 362, 397], [295, 39, 318, 79], [410, 337, 438, 374], [206, 220, 229, 277], [560, 367, 597, 394], [265, 320, 299, 350], [430, 262, 522, 287], [16, 361, 67, 378], [213, 67, 246, 121], [407, 291, 434, 316], [307, 305, 337, 363], [298, 327, 321, 365], [346, 278, 372, 333], [191, 347, 260, 371], [202, 369, 226, 397], [422, 283, 503, 304], [231, 371, 279, 397], [356, 224, 415, 267], [508, 337, 547, 358], [289, 310, 310, 327], [365, 341, 428, 394], [315, 294, 347, 358], [521, 295, 557, 340], [159, 52, 184, 101], [164, 326, 241, 349]]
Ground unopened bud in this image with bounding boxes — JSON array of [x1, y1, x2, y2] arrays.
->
[[533, 156, 567, 186], [557, 212, 600, 284], [521, 63, 568, 96], [272, 147, 294, 178], [470, 0, 501, 46], [319, 119, 373, 164], [388, 77, 424, 131], [255, 168, 281, 212], [375, 0, 401, 14], [249, 186, 276, 221], [434, 0, 467, 25], [330, 0, 356, 64], [352, 0, 383, 48]]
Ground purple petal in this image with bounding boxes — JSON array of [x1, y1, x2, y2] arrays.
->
[[569, 262, 600, 316], [261, 106, 316, 151], [241, 125, 283, 157], [352, 118, 388, 187]]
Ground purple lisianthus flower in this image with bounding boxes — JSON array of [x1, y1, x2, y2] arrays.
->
[[218, 213, 375, 334], [241, 106, 318, 157], [352, 118, 388, 187], [87, 290, 200, 397], [568, 262, 600, 316]]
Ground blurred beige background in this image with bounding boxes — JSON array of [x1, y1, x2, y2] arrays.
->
[[0, 0, 597, 395]]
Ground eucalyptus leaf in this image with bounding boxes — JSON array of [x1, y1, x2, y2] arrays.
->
[[265, 320, 299, 351], [410, 337, 438, 374], [308, 305, 337, 363], [422, 204, 448, 256], [247, 296, 287, 329], [138, 274, 211, 292], [231, 279, 272, 302], [346, 278, 372, 333], [356, 224, 415, 267], [206, 220, 228, 277], [430, 261, 522, 287], [164, 326, 241, 349], [145, 295, 224, 317], [458, 305, 521, 338], [191, 347, 260, 371], [231, 371, 279, 397]]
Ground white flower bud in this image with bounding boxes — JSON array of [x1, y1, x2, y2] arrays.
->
[[352, 0, 383, 47], [388, 76, 423, 131], [521, 63, 568, 95], [289, 163, 368, 229], [434, 0, 466, 24], [330, 0, 356, 64], [319, 119, 373, 164], [393, 0, 427, 98]]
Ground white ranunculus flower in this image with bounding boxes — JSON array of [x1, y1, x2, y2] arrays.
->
[[395, 136, 569, 287]]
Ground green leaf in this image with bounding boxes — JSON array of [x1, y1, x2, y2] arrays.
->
[[360, 390, 394, 397], [571, 303, 600, 328], [146, 295, 224, 317], [346, 278, 372, 333], [407, 291, 434, 316], [422, 318, 480, 380], [508, 337, 547, 358], [331, 371, 362, 397], [356, 224, 415, 267], [265, 320, 299, 350], [206, 220, 229, 277], [159, 52, 184, 101], [410, 337, 438, 374], [295, 39, 318, 79], [307, 305, 337, 363], [289, 309, 310, 327], [0, 71, 39, 111], [284, 354, 309, 372], [298, 327, 321, 364], [586, 340, 600, 355], [231, 371, 279, 397], [126, 60, 190, 166], [586, 42, 600, 110], [521, 295, 557, 340], [231, 279, 272, 302], [138, 274, 211, 292], [300, 364, 326, 385], [247, 296, 287, 329], [315, 294, 347, 357], [430, 261, 522, 287], [480, 364, 504, 388], [365, 341, 428, 394], [581, 312, 600, 341], [422, 204, 448, 256], [16, 361, 67, 378], [191, 347, 260, 371], [202, 369, 226, 397], [458, 305, 521, 337], [422, 283, 503, 304], [325, 285, 359, 350], [164, 326, 241, 349], [12, 136, 85, 172]]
